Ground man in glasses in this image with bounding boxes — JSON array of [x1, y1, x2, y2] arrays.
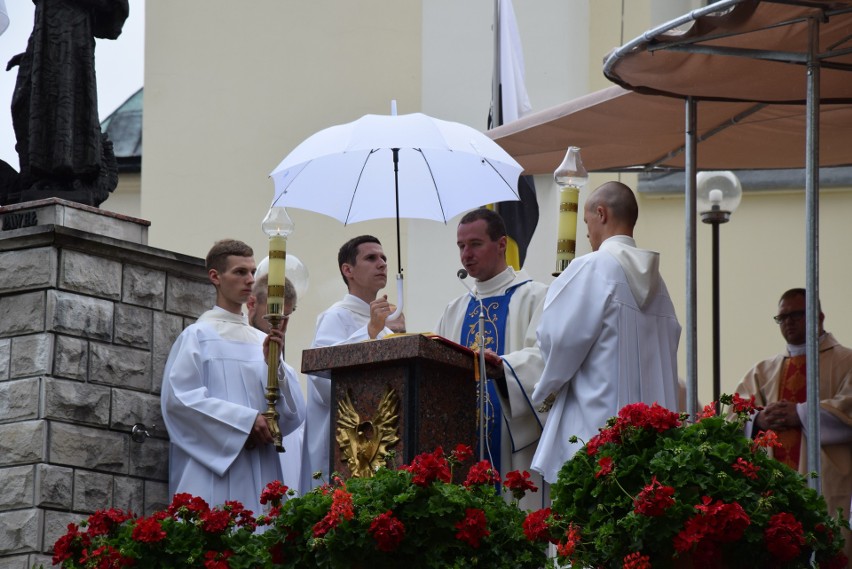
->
[[735, 288, 851, 557]]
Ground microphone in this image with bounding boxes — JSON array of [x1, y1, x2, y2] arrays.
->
[[457, 268, 476, 298]]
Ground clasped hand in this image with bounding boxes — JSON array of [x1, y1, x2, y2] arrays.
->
[[754, 400, 800, 432]]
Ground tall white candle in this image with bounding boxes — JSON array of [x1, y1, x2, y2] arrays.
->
[[267, 235, 286, 314]]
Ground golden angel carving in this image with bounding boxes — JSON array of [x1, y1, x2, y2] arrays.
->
[[336, 388, 400, 478]]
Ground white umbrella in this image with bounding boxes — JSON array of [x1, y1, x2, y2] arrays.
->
[[271, 112, 522, 225], [269, 110, 523, 316], [0, 0, 8, 37]]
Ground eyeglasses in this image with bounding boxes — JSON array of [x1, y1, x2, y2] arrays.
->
[[773, 310, 805, 324]]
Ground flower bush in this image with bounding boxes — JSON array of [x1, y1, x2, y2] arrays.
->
[[257, 445, 547, 568], [534, 395, 848, 569], [49, 494, 268, 568], [48, 445, 547, 568]]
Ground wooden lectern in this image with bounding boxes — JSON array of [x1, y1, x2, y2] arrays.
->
[[301, 334, 494, 480]]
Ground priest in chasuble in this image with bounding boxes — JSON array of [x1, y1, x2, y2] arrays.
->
[[735, 288, 852, 561], [435, 208, 549, 510]]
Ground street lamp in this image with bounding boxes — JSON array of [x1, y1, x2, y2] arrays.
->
[[697, 171, 742, 409]]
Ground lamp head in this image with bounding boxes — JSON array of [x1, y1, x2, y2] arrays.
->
[[262, 206, 295, 237], [697, 171, 742, 224], [554, 146, 589, 188]]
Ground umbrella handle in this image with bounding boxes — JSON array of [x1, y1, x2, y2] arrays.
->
[[386, 273, 404, 322]]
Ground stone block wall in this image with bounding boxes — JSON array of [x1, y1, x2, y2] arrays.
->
[[0, 200, 215, 568]]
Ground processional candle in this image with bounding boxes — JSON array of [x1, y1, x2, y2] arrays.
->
[[553, 146, 588, 275]]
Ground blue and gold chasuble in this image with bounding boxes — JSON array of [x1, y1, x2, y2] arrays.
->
[[460, 280, 529, 474]]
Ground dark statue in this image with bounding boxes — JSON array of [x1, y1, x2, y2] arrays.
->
[[1, 0, 130, 207]]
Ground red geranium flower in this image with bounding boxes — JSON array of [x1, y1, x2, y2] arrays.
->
[[450, 443, 474, 463], [731, 457, 760, 480], [585, 426, 620, 456], [765, 512, 805, 562], [697, 402, 716, 420], [269, 542, 285, 565], [633, 476, 675, 516], [503, 470, 538, 501], [752, 430, 782, 451], [731, 393, 762, 414], [623, 551, 652, 569], [260, 480, 289, 505], [617, 402, 681, 433], [131, 516, 167, 543], [80, 544, 133, 568], [204, 549, 233, 569], [595, 456, 614, 479], [454, 508, 490, 548], [369, 510, 406, 552], [313, 487, 354, 538], [403, 447, 451, 487], [85, 508, 133, 537], [522, 508, 552, 542], [224, 500, 257, 530], [556, 523, 582, 558], [464, 460, 500, 487], [167, 493, 210, 519], [51, 523, 89, 565], [674, 497, 750, 552], [201, 508, 232, 534]]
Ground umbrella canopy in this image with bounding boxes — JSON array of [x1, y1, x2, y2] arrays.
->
[[270, 112, 522, 225], [487, 85, 852, 175], [269, 111, 522, 319], [602, 0, 852, 103]]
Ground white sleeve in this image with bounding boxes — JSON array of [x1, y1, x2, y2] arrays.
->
[[532, 261, 607, 405], [797, 403, 852, 445], [277, 361, 307, 437], [313, 309, 386, 347], [160, 331, 258, 477]]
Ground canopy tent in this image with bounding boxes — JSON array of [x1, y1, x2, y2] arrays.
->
[[487, 85, 852, 175], [600, 0, 852, 486], [603, 1, 852, 104]]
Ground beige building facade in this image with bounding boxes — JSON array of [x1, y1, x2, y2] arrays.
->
[[118, 0, 852, 405]]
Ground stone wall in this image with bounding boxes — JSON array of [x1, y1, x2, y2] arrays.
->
[[0, 200, 215, 568]]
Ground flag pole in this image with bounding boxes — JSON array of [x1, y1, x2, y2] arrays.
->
[[491, 0, 501, 129], [475, 0, 501, 464]]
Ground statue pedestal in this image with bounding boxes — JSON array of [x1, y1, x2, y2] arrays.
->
[[0, 198, 213, 566], [302, 334, 494, 480]]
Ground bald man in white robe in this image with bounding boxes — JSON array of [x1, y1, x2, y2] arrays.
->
[[531, 182, 681, 484]]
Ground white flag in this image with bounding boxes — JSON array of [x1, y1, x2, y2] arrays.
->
[[492, 0, 538, 271], [497, 0, 532, 124]]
